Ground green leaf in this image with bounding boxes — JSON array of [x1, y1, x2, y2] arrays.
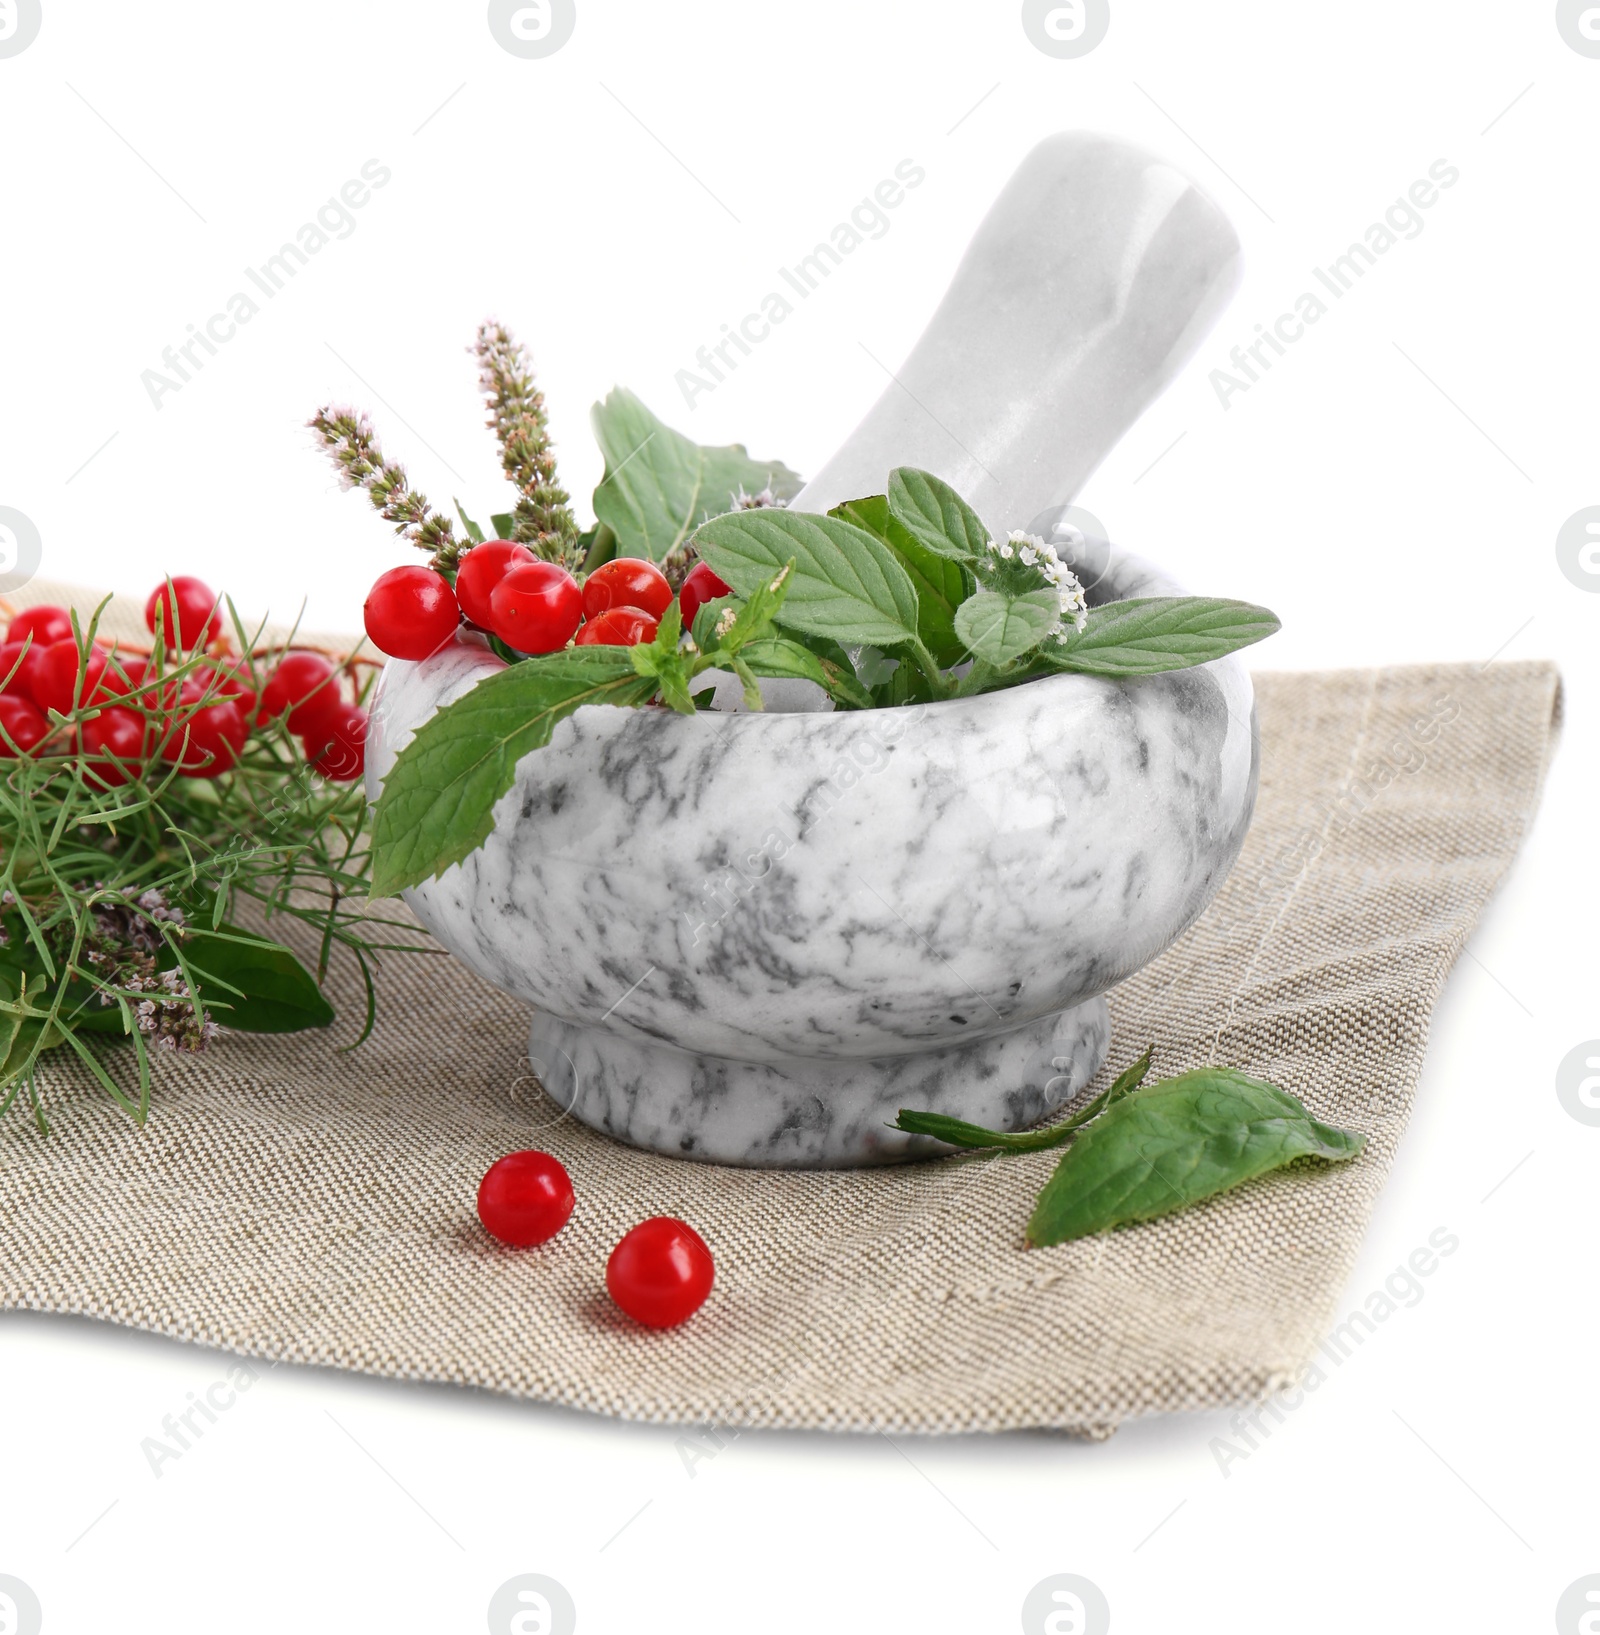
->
[[886, 467, 989, 560], [628, 598, 698, 715], [953, 590, 1060, 666], [831, 495, 972, 668], [711, 558, 794, 656], [739, 636, 875, 711], [490, 512, 516, 540], [690, 594, 737, 652], [453, 501, 487, 545], [694, 510, 921, 649], [183, 924, 335, 1033], [1040, 597, 1282, 678], [590, 388, 803, 564], [1026, 1069, 1365, 1247], [369, 649, 658, 896]]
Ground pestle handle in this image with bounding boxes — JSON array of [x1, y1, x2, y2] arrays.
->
[[791, 132, 1241, 531]]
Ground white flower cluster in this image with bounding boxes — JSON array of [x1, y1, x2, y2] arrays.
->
[[987, 530, 1089, 636]]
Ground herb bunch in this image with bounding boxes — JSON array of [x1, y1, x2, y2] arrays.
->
[[365, 459, 1280, 896], [305, 323, 1278, 896], [0, 598, 428, 1130]]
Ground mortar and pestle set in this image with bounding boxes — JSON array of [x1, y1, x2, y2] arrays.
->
[[368, 133, 1259, 1167]]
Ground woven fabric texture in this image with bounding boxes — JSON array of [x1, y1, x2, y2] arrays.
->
[[0, 586, 1562, 1435]]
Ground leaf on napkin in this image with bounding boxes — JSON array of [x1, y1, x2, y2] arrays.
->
[[1025, 1068, 1366, 1247]]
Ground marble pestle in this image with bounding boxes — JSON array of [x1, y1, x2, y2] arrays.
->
[[730, 130, 1241, 715], [791, 130, 1241, 530]]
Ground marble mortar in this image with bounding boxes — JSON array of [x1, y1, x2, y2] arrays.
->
[[365, 131, 1260, 1166]]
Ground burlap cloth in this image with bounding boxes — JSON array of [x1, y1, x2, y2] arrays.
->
[[0, 585, 1563, 1436]]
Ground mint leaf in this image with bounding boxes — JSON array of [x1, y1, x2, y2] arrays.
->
[[629, 599, 697, 714], [832, 495, 972, 668], [370, 651, 658, 896], [453, 502, 487, 546], [183, 924, 335, 1033], [1026, 1070, 1365, 1247], [886, 467, 989, 560], [953, 589, 1060, 666], [694, 510, 922, 649], [1040, 597, 1281, 678], [740, 636, 874, 710], [591, 388, 802, 564]]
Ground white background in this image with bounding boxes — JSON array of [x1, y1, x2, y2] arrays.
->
[[2, 1, 1596, 1630]]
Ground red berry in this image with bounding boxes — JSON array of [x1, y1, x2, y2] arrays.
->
[[605, 1216, 715, 1329], [5, 605, 73, 649], [33, 640, 116, 715], [454, 539, 535, 629], [79, 707, 147, 786], [583, 557, 673, 623], [476, 1150, 576, 1247], [363, 565, 459, 661], [302, 702, 367, 782], [0, 696, 48, 757], [164, 700, 248, 778], [0, 640, 45, 704], [574, 606, 659, 648], [145, 576, 222, 652], [257, 652, 342, 734], [190, 662, 254, 713], [679, 561, 732, 629], [489, 562, 583, 654]]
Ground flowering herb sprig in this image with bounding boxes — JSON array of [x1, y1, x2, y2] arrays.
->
[[308, 407, 462, 572], [472, 320, 582, 569]]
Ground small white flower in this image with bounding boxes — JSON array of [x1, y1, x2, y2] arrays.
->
[[999, 543, 1014, 559], [714, 608, 738, 638], [1019, 546, 1038, 566]]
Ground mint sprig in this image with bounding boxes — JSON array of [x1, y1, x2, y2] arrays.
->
[[894, 1051, 1365, 1247]]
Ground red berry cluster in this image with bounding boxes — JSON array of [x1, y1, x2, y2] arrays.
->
[[476, 1149, 715, 1329], [362, 542, 734, 662], [0, 576, 369, 785]]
